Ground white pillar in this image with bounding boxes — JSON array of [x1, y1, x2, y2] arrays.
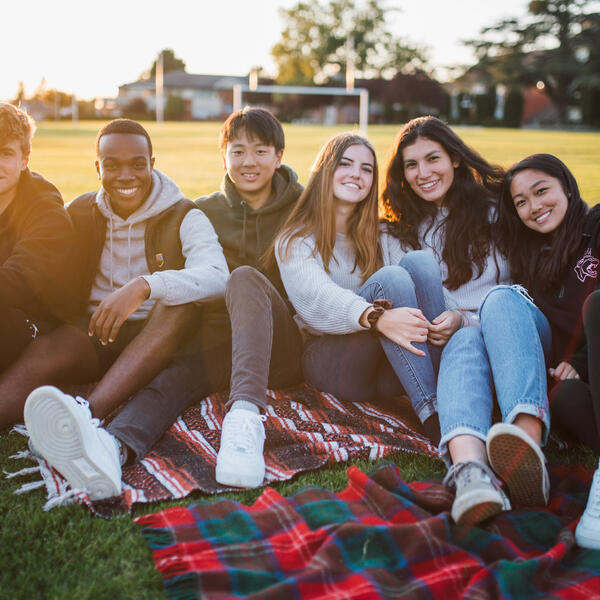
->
[[155, 52, 164, 124], [71, 94, 78, 126], [233, 84, 242, 113], [359, 89, 369, 135], [346, 36, 355, 92]]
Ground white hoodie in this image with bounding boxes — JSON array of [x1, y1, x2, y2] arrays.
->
[[88, 169, 229, 320]]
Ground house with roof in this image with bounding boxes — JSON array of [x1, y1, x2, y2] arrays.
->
[[117, 70, 248, 120]]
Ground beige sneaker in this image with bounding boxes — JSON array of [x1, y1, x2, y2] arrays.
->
[[443, 460, 511, 526]]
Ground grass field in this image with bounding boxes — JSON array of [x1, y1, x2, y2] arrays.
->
[[1, 121, 599, 599], [28, 121, 600, 204]]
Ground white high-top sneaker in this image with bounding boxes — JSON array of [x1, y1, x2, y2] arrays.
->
[[575, 459, 600, 550], [215, 409, 266, 488], [24, 386, 122, 501]]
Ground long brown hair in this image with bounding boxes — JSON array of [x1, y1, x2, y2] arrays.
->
[[276, 132, 382, 282], [381, 116, 504, 290]]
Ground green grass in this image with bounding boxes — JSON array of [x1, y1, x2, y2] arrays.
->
[[28, 121, 600, 204], [2, 121, 599, 598], [1, 426, 596, 600]]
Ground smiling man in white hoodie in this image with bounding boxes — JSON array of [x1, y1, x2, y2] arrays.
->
[[15, 119, 229, 501]]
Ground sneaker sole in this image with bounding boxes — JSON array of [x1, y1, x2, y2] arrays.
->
[[487, 426, 547, 507], [575, 525, 600, 550], [456, 499, 504, 526], [24, 387, 120, 501], [215, 461, 265, 489]]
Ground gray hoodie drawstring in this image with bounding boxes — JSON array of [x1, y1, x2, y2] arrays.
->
[[109, 215, 114, 290], [127, 223, 133, 282]]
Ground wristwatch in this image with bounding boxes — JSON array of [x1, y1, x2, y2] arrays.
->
[[366, 299, 392, 331]]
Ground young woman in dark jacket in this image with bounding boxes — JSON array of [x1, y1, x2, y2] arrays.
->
[[498, 153, 600, 550]]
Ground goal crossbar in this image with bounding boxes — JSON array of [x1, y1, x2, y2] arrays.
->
[[232, 84, 369, 133]]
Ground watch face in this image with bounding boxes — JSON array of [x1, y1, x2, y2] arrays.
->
[[367, 307, 383, 328]]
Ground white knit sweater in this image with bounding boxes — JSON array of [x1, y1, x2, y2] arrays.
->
[[416, 208, 510, 325], [275, 229, 404, 336]]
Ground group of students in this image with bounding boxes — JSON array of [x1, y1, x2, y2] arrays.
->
[[0, 101, 598, 549]]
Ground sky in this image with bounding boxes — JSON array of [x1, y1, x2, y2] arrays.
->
[[1, 0, 531, 102]]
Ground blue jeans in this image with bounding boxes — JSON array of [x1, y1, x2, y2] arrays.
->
[[437, 286, 552, 463], [302, 251, 445, 423]]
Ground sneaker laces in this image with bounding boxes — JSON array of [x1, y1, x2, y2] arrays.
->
[[443, 460, 502, 491], [221, 412, 266, 453], [74, 396, 102, 428]]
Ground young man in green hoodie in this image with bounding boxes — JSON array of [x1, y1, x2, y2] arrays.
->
[[202, 107, 305, 488], [91, 107, 305, 490]]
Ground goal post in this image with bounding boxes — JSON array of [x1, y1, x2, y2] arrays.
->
[[232, 83, 370, 134]]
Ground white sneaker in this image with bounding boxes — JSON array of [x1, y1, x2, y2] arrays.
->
[[215, 409, 266, 488], [24, 386, 122, 501], [576, 460, 600, 550]]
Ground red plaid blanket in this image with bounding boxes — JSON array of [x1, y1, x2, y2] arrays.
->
[[136, 462, 600, 600], [13, 384, 438, 514]]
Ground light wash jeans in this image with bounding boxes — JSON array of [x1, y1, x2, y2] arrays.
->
[[302, 250, 445, 423], [437, 285, 552, 463]]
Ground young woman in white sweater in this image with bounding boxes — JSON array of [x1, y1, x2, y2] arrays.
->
[[275, 132, 459, 444], [382, 117, 552, 526]]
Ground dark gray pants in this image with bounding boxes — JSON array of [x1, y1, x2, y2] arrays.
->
[[108, 266, 304, 462]]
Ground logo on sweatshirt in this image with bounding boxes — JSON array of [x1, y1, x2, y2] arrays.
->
[[155, 253, 165, 269], [574, 248, 598, 282]]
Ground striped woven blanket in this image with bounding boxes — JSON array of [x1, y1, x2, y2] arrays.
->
[[10, 384, 438, 514], [136, 462, 600, 600]]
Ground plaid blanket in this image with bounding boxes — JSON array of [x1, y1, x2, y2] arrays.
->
[[10, 384, 438, 514], [136, 462, 600, 600]]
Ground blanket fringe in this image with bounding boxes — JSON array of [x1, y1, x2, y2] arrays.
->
[[14, 480, 46, 494], [4, 466, 41, 479], [8, 449, 32, 460], [10, 424, 29, 437], [44, 489, 84, 511]]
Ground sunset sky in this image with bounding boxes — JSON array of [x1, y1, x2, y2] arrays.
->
[[2, 0, 530, 102]]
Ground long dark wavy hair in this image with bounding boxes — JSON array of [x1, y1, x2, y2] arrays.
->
[[497, 153, 588, 291], [381, 116, 505, 290]]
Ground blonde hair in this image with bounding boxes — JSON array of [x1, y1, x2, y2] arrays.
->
[[277, 132, 382, 282], [0, 103, 36, 155]]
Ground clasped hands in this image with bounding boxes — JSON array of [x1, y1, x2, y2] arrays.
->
[[363, 306, 462, 356]]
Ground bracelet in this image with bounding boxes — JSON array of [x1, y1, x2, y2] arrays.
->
[[366, 299, 392, 332]]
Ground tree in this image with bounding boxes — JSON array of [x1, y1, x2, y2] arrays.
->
[[148, 49, 186, 79], [466, 0, 600, 124], [271, 0, 427, 85], [122, 98, 151, 120], [165, 94, 186, 120], [12, 81, 26, 106]]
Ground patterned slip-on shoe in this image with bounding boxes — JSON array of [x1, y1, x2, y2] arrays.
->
[[486, 422, 549, 507]]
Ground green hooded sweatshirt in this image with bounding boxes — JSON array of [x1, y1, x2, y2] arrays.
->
[[195, 164, 303, 297], [195, 165, 303, 346]]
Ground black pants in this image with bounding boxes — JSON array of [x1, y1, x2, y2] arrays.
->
[[550, 289, 600, 454]]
